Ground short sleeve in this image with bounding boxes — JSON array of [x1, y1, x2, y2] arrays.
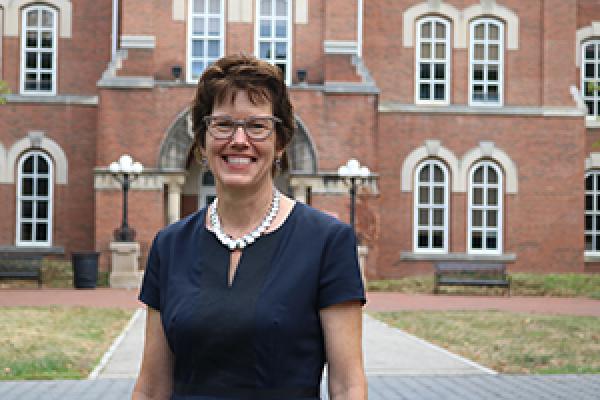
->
[[139, 233, 162, 310], [318, 224, 366, 309]]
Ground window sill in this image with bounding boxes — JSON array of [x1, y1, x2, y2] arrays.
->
[[586, 118, 600, 129], [399, 251, 517, 262], [0, 246, 65, 255], [584, 255, 600, 263]]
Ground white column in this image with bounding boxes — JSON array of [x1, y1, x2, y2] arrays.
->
[[167, 177, 184, 224]]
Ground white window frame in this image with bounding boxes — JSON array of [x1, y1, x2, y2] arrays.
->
[[469, 18, 504, 106], [20, 5, 57, 96], [186, 0, 225, 83], [413, 159, 449, 253], [585, 170, 600, 256], [197, 170, 217, 209], [16, 151, 53, 247], [255, 0, 292, 85], [467, 161, 503, 255], [415, 16, 450, 105], [582, 40, 600, 119]]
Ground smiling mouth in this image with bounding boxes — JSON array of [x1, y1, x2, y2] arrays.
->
[[222, 156, 257, 165]]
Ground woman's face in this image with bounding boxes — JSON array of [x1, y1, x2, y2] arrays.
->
[[204, 90, 282, 192]]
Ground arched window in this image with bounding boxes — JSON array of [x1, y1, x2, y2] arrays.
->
[[17, 151, 53, 246], [469, 18, 504, 105], [416, 17, 450, 104], [468, 161, 503, 254], [21, 5, 57, 95], [582, 40, 600, 117], [414, 160, 449, 252], [187, 0, 224, 82], [256, 0, 292, 84], [585, 170, 600, 255]]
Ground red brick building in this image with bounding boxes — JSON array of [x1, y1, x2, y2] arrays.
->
[[1, 0, 599, 278]]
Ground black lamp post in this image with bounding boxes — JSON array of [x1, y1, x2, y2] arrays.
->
[[109, 155, 143, 242], [338, 159, 371, 232]]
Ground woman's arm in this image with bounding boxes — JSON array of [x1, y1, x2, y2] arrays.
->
[[320, 301, 367, 400], [132, 307, 174, 400]]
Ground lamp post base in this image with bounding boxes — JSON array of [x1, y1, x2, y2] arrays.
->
[[109, 241, 142, 289], [113, 226, 136, 242]]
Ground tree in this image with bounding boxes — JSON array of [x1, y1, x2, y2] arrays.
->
[[0, 80, 9, 105]]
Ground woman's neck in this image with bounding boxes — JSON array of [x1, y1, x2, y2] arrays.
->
[[215, 182, 275, 237]]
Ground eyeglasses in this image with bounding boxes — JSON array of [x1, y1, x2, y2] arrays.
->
[[204, 115, 281, 141]]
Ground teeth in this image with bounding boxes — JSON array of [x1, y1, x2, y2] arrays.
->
[[226, 157, 252, 165]]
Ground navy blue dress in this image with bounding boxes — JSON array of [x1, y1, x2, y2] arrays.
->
[[139, 202, 366, 400]]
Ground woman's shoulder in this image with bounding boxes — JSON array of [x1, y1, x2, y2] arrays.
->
[[153, 208, 206, 245], [291, 202, 352, 237]]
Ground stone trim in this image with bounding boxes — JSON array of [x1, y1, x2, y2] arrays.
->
[[97, 76, 155, 89], [289, 173, 379, 196], [0, 142, 5, 181], [120, 35, 156, 49], [228, 0, 252, 23], [324, 40, 359, 55], [379, 102, 584, 117], [323, 82, 380, 94], [576, 22, 600, 67], [585, 153, 600, 170], [173, 0, 185, 21], [587, 118, 600, 129], [1, 132, 68, 184], [401, 140, 460, 192], [399, 251, 516, 262], [295, 0, 308, 24], [3, 94, 98, 105], [462, 141, 518, 193], [0, 245, 65, 254], [94, 168, 186, 190], [0, 0, 72, 38], [403, 0, 519, 50]]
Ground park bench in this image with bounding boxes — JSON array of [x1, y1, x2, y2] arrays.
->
[[0, 254, 43, 288], [434, 262, 510, 296]]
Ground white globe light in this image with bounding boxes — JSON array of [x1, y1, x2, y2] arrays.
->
[[360, 166, 370, 177], [347, 159, 360, 174], [338, 165, 349, 177], [109, 162, 120, 173], [132, 162, 143, 174]]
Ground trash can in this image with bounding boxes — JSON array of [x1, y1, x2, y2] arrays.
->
[[72, 252, 99, 289]]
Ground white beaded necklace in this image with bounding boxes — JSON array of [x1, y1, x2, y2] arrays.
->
[[209, 189, 281, 251]]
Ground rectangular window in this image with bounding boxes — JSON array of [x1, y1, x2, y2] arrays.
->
[[21, 6, 56, 95], [416, 17, 450, 105], [256, 0, 291, 84], [188, 0, 224, 82], [470, 19, 504, 106], [582, 41, 600, 118]]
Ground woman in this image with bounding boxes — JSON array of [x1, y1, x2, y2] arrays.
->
[[133, 54, 367, 400]]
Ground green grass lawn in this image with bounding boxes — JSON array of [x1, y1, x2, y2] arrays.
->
[[367, 273, 600, 299], [372, 310, 600, 374], [0, 306, 132, 380]]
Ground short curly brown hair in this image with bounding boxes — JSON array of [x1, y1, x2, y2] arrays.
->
[[190, 54, 295, 173]]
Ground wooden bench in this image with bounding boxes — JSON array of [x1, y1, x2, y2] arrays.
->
[[434, 262, 510, 296], [0, 254, 43, 288]]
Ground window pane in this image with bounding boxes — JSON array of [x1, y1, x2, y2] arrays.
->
[[488, 65, 498, 81], [487, 210, 497, 227], [486, 232, 497, 249], [42, 32, 53, 48], [420, 43, 431, 59], [434, 63, 445, 79], [207, 40, 219, 57], [489, 44, 499, 61], [420, 83, 430, 100], [193, 17, 205, 35], [471, 231, 483, 249], [208, 0, 220, 13], [275, 42, 287, 60], [419, 187, 429, 204], [435, 43, 445, 59], [432, 231, 443, 248], [38, 178, 49, 196], [194, 0, 205, 13], [275, 0, 287, 16], [597, 195, 600, 211], [275, 63, 286, 79], [435, 22, 445, 39], [25, 74, 37, 90], [38, 156, 49, 173], [41, 10, 53, 27], [41, 53, 52, 69], [473, 64, 484, 81], [585, 63, 594, 79], [421, 22, 431, 39], [473, 188, 483, 205], [587, 175, 594, 191], [23, 156, 34, 173], [433, 187, 444, 205], [37, 201, 48, 219], [596, 235, 600, 251], [26, 52, 37, 69], [489, 24, 499, 40], [192, 61, 204, 78], [597, 216, 600, 231], [23, 178, 33, 196], [420, 63, 431, 79], [488, 167, 498, 183], [473, 85, 484, 101], [586, 215, 593, 230], [488, 188, 498, 206], [488, 85, 499, 101], [586, 234, 593, 251], [473, 167, 483, 183], [418, 230, 429, 247], [418, 208, 428, 225], [192, 40, 204, 57], [433, 165, 443, 182], [21, 223, 33, 241], [275, 20, 287, 38], [26, 31, 37, 48], [40, 74, 52, 90], [27, 10, 38, 27], [36, 223, 48, 241], [472, 210, 483, 227], [586, 101, 594, 115], [434, 84, 445, 100], [419, 165, 430, 182], [586, 195, 594, 210], [259, 42, 271, 59], [433, 209, 443, 226], [474, 44, 484, 60], [22, 200, 33, 218], [260, 0, 271, 16], [474, 24, 485, 40], [585, 44, 595, 60], [260, 20, 271, 37], [208, 18, 220, 35]]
